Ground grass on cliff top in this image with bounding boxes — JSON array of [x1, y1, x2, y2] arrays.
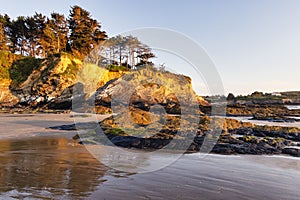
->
[[0, 51, 22, 68], [55, 52, 82, 78], [124, 65, 194, 97], [0, 65, 9, 80]]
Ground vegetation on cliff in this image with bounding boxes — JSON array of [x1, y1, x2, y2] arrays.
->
[[0, 5, 160, 110], [0, 5, 155, 68], [0, 50, 21, 80], [0, 6, 105, 58]]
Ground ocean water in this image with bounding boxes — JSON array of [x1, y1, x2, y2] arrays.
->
[[285, 105, 300, 110]]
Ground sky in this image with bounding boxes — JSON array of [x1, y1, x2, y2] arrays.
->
[[0, 0, 300, 95]]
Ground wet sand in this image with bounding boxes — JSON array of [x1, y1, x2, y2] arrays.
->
[[0, 114, 300, 199], [0, 113, 76, 139], [92, 154, 300, 200], [0, 113, 110, 139]]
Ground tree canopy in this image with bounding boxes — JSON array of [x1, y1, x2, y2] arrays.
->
[[0, 5, 154, 70], [0, 6, 107, 59], [86, 34, 155, 70], [68, 6, 107, 58]]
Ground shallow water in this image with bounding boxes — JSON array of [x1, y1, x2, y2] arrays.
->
[[0, 137, 299, 199], [91, 153, 300, 200], [0, 137, 111, 199], [1, 114, 300, 199], [224, 116, 300, 127], [285, 105, 300, 110]]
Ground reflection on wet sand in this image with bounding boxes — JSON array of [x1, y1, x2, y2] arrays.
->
[[0, 137, 119, 199], [1, 113, 300, 199], [0, 137, 300, 199]]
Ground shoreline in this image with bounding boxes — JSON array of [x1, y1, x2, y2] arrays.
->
[[0, 135, 299, 199], [0, 113, 76, 140], [1, 113, 300, 199], [1, 113, 300, 157], [0, 112, 111, 140]]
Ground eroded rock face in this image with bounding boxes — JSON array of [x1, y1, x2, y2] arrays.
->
[[47, 82, 85, 110], [10, 54, 82, 108], [0, 80, 19, 107], [1, 52, 208, 113], [90, 67, 208, 114], [4, 54, 125, 111]]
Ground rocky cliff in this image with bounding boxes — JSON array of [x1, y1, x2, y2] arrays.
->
[[0, 79, 19, 107], [0, 52, 207, 113], [10, 53, 82, 107], [89, 66, 208, 114], [0, 51, 21, 107]]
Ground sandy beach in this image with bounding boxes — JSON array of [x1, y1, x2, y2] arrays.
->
[[0, 113, 76, 139], [0, 113, 111, 139]]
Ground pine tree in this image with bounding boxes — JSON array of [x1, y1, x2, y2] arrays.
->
[[6, 16, 28, 55], [49, 13, 68, 53], [42, 20, 56, 56], [32, 13, 47, 57], [68, 5, 107, 58], [104, 35, 154, 69]]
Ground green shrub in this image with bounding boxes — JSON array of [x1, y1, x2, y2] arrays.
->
[[107, 64, 128, 72], [10, 57, 43, 87]]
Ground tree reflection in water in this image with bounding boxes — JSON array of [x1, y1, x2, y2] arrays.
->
[[0, 137, 116, 199]]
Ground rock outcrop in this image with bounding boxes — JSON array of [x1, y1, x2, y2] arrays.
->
[[9, 53, 82, 108], [0, 53, 124, 111], [0, 79, 19, 108], [0, 52, 208, 114], [89, 67, 208, 114], [0, 51, 22, 108], [49, 110, 300, 157]]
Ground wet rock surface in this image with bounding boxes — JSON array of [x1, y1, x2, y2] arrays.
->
[[282, 148, 300, 157], [49, 109, 300, 157]]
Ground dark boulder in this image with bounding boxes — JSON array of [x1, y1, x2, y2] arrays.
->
[[282, 148, 300, 157]]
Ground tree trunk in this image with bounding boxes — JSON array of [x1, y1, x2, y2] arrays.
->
[[57, 36, 60, 53], [119, 46, 122, 66], [131, 50, 135, 69]]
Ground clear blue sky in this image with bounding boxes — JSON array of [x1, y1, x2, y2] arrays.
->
[[1, 0, 300, 95]]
